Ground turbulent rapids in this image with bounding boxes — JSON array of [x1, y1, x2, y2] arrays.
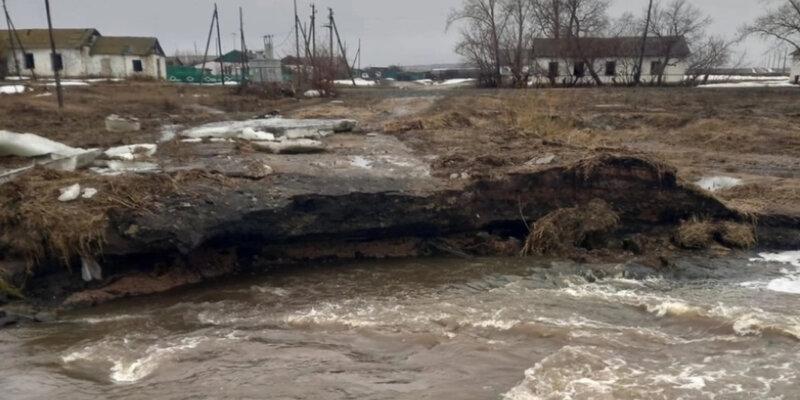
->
[[1, 252, 799, 399]]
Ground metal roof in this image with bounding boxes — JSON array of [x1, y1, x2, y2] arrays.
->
[[0, 29, 163, 57], [0, 28, 99, 52], [90, 36, 164, 56]]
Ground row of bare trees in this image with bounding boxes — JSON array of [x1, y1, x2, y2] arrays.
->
[[446, 0, 744, 87], [744, 0, 800, 57]]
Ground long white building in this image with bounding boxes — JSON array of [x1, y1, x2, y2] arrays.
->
[[0, 28, 166, 80], [519, 36, 691, 85]]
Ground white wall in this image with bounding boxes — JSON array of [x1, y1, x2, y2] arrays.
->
[[792, 57, 800, 85], [525, 56, 688, 85], [4, 48, 166, 79], [5, 48, 88, 78], [85, 54, 166, 79]]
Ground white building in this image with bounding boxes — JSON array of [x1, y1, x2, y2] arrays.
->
[[0, 28, 166, 80], [518, 36, 691, 86], [792, 49, 800, 85]]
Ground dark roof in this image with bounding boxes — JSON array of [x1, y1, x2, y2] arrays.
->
[[0, 28, 99, 53], [793, 48, 800, 57], [90, 36, 164, 56], [167, 55, 209, 66], [530, 36, 691, 59], [215, 50, 256, 63]]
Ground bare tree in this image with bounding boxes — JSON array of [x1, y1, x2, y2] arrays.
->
[[502, 0, 537, 87], [564, 0, 611, 85], [532, 0, 569, 38], [648, 0, 711, 85], [743, 0, 800, 53], [685, 36, 735, 84], [447, 0, 510, 87]]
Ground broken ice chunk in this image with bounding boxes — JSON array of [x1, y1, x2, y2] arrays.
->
[[58, 184, 81, 202]]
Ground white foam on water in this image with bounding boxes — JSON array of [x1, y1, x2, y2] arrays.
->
[[74, 314, 146, 325], [751, 251, 800, 294], [109, 337, 205, 383], [61, 336, 208, 384], [350, 156, 373, 169], [557, 280, 800, 340]]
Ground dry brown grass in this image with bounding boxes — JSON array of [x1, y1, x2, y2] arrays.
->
[[0, 168, 176, 268], [522, 199, 620, 256], [675, 219, 717, 249], [0, 277, 24, 299], [718, 221, 757, 249], [675, 219, 756, 250]]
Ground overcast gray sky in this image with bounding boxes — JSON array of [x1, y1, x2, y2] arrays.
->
[[4, 0, 787, 67]]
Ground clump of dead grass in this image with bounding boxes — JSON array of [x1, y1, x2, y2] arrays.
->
[[675, 218, 756, 250], [718, 221, 757, 249], [0, 168, 174, 268], [0, 277, 24, 300], [384, 111, 473, 133], [568, 153, 675, 184], [521, 199, 620, 256], [675, 219, 717, 249]]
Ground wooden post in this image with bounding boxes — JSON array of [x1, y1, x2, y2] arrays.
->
[[44, 0, 63, 109], [330, 12, 356, 87], [328, 8, 334, 74], [2, 0, 21, 77], [214, 3, 225, 86], [200, 7, 218, 85], [634, 0, 654, 85], [294, 0, 300, 59], [239, 6, 248, 87]]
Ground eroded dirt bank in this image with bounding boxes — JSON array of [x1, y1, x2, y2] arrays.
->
[[1, 83, 799, 315]]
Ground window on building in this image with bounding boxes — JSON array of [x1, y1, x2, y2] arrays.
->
[[573, 62, 585, 77], [132, 60, 143, 72], [24, 53, 35, 69], [548, 62, 559, 78], [650, 61, 663, 75], [605, 61, 617, 76], [51, 53, 63, 71]]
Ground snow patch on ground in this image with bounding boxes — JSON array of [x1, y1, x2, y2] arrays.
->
[[334, 78, 377, 87], [0, 85, 26, 94], [695, 176, 743, 192], [415, 78, 476, 86], [698, 79, 797, 89]]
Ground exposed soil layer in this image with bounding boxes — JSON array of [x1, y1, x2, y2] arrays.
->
[[1, 83, 799, 309]]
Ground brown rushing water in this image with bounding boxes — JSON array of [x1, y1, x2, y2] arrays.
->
[[1, 254, 799, 400]]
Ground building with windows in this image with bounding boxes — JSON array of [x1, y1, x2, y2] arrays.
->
[[792, 49, 800, 85], [519, 36, 691, 85], [0, 28, 166, 80]]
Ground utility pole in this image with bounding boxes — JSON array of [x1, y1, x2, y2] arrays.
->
[[44, 0, 63, 109], [2, 0, 20, 77], [310, 4, 316, 61], [634, 0, 653, 85], [294, 0, 300, 59], [328, 8, 334, 73], [239, 6, 248, 87], [330, 11, 356, 87], [214, 3, 225, 86], [200, 6, 218, 85]]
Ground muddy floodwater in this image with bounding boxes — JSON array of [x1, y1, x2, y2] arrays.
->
[[2, 253, 800, 400]]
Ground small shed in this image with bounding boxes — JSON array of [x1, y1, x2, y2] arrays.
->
[[792, 49, 800, 85]]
